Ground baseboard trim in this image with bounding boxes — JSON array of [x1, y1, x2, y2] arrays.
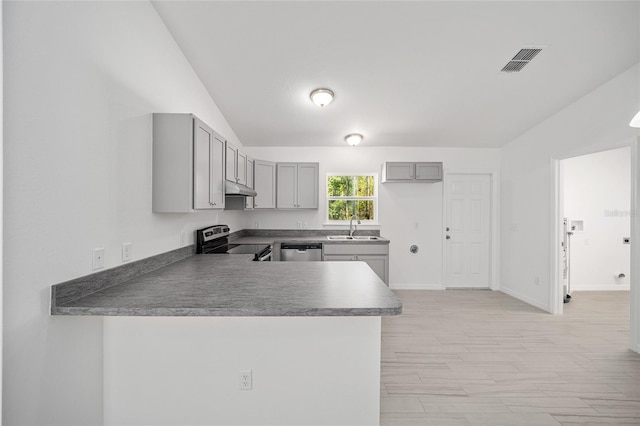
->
[[570, 285, 630, 291], [390, 283, 444, 290], [500, 286, 550, 313]]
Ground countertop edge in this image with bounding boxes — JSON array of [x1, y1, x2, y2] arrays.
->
[[51, 306, 403, 317]]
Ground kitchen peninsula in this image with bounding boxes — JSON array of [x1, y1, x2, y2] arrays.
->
[[51, 247, 401, 426]]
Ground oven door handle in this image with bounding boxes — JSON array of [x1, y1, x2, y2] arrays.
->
[[257, 252, 272, 262]]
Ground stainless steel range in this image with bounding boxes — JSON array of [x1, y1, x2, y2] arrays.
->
[[195, 225, 272, 261]]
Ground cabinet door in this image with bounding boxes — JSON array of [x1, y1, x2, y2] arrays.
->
[[245, 157, 255, 209], [276, 163, 298, 208], [237, 150, 247, 185], [211, 135, 225, 208], [357, 255, 388, 285], [193, 119, 215, 210], [225, 142, 237, 182], [385, 162, 415, 180], [415, 162, 443, 181], [254, 160, 276, 209], [323, 253, 388, 284], [297, 163, 319, 209], [323, 254, 356, 262]]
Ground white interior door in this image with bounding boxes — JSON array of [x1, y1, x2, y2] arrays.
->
[[444, 174, 491, 288]]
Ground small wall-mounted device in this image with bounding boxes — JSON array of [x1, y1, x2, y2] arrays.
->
[[623, 237, 631, 244], [570, 220, 584, 232]]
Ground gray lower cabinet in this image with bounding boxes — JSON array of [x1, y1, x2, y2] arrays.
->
[[153, 113, 225, 212], [323, 244, 389, 285]]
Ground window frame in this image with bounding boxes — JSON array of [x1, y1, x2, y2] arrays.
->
[[325, 172, 379, 225]]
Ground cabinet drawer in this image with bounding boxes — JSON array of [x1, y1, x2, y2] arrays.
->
[[323, 243, 388, 256]]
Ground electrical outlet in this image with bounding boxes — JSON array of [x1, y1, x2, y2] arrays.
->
[[303, 222, 308, 229], [254, 221, 260, 229], [180, 232, 186, 247], [122, 243, 132, 262], [296, 221, 302, 229], [92, 248, 105, 270], [239, 370, 252, 390]]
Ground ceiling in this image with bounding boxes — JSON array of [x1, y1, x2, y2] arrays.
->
[[152, 1, 640, 148]]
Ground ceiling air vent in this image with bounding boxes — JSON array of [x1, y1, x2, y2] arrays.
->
[[501, 47, 543, 73]]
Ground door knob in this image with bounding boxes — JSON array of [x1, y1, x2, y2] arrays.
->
[[446, 235, 451, 239], [446, 227, 450, 231]]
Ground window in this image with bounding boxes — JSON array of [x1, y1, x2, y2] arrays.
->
[[326, 174, 378, 223]]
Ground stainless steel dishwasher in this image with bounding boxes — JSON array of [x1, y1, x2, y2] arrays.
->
[[280, 243, 323, 261]]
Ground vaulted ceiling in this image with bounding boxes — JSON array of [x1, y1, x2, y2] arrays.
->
[[152, 1, 640, 148]]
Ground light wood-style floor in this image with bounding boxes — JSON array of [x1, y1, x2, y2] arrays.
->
[[381, 290, 640, 425]]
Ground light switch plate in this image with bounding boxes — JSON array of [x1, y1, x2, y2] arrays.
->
[[92, 248, 105, 270]]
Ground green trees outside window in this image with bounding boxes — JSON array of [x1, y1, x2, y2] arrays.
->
[[327, 175, 376, 221]]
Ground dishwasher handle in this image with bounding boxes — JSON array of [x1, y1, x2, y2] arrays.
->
[[281, 243, 323, 250]]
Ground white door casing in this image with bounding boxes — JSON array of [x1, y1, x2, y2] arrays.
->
[[444, 174, 492, 288], [630, 138, 639, 354], [550, 140, 638, 354]]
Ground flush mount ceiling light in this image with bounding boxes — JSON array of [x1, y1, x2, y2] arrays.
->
[[630, 110, 640, 128], [310, 88, 334, 107], [344, 133, 363, 146]]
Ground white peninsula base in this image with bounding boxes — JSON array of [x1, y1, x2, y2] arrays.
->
[[104, 316, 382, 426]]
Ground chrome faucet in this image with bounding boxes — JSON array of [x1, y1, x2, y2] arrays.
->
[[349, 215, 361, 237]]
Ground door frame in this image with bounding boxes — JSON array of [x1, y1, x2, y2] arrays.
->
[[441, 170, 500, 291], [550, 139, 639, 354]]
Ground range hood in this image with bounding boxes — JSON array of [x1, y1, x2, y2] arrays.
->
[[225, 180, 257, 197]]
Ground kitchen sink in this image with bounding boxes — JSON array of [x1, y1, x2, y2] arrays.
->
[[326, 235, 381, 241]]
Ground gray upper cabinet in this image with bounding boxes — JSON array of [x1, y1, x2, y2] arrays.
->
[[254, 160, 276, 209], [276, 162, 319, 209], [194, 124, 225, 209], [245, 157, 255, 209], [383, 162, 414, 180], [152, 113, 225, 212], [225, 141, 247, 186], [381, 161, 443, 183], [415, 163, 443, 181]]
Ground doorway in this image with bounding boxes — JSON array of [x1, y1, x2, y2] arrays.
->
[[443, 173, 493, 289], [551, 141, 639, 354], [561, 147, 631, 297]]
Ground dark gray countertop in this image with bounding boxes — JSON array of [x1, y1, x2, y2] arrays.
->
[[229, 229, 388, 246], [231, 236, 389, 245], [52, 254, 402, 317]]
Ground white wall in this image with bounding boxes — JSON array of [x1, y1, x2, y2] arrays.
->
[[3, 2, 244, 424], [103, 317, 381, 426], [563, 147, 631, 291], [500, 64, 640, 311], [245, 147, 500, 289]]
